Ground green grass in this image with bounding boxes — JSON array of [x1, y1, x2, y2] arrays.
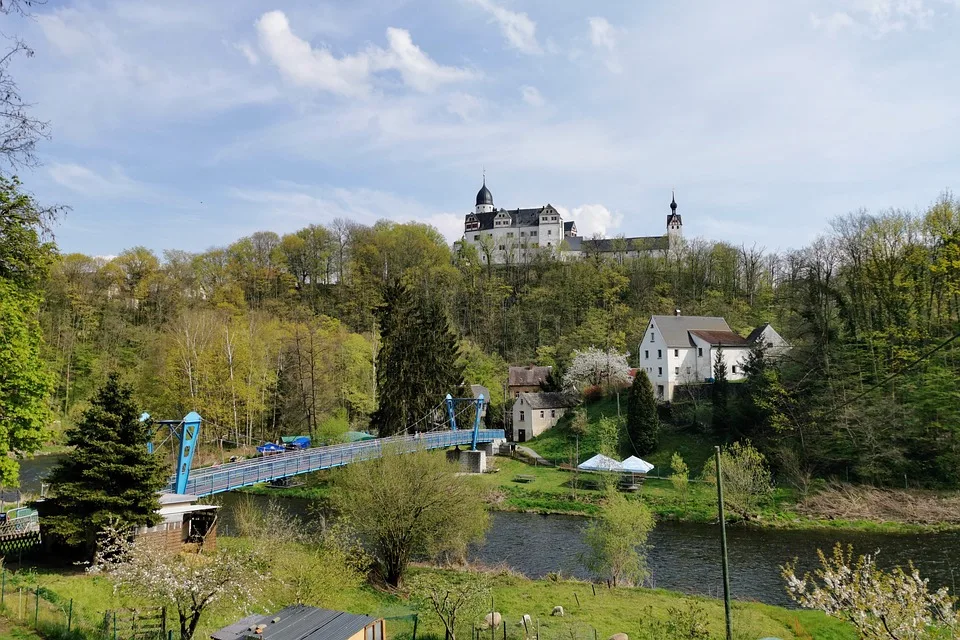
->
[[4, 538, 853, 640]]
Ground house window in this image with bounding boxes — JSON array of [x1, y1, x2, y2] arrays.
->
[[515, 391, 520, 398], [732, 365, 738, 374], [520, 231, 526, 237], [686, 366, 691, 374], [507, 232, 514, 238], [674, 349, 679, 357], [675, 367, 679, 375], [548, 230, 552, 235], [650, 333, 655, 343], [658, 367, 663, 376], [644, 350, 649, 359], [531, 231, 537, 236], [519, 411, 525, 421], [473, 234, 480, 241], [657, 385, 664, 398], [698, 347, 703, 356], [540, 411, 544, 418], [551, 409, 556, 418], [657, 350, 662, 359], [499, 245, 505, 251]]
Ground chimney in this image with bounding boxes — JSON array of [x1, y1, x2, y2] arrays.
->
[[675, 309, 681, 317]]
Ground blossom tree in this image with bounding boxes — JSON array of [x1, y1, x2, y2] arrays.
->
[[563, 348, 631, 392], [782, 543, 957, 640], [91, 527, 266, 640]]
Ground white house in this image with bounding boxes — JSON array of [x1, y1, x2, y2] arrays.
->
[[511, 392, 578, 442], [462, 179, 683, 265], [639, 313, 787, 401]]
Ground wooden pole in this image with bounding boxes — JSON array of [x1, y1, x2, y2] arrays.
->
[[67, 599, 73, 632], [715, 446, 732, 640]]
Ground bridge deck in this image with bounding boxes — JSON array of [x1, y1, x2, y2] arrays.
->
[[174, 429, 504, 497]]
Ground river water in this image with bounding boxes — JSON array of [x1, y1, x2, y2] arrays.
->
[[19, 457, 960, 607]]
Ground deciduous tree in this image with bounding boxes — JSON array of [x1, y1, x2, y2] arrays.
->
[[583, 490, 654, 586], [331, 448, 488, 587]]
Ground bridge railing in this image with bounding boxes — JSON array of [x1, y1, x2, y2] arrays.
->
[[180, 429, 504, 496]]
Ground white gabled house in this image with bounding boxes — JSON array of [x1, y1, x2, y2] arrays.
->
[[639, 312, 788, 401]]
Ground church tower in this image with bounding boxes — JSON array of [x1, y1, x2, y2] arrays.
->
[[667, 191, 683, 246], [475, 177, 494, 214]]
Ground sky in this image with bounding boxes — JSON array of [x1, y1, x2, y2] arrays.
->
[[9, 0, 960, 257]]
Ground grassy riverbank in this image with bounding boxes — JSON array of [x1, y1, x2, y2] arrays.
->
[[6, 536, 853, 640], [238, 454, 960, 533]]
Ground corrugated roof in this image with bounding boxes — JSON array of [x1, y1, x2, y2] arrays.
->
[[689, 330, 750, 347], [211, 605, 377, 640], [509, 365, 552, 387], [517, 392, 578, 409], [652, 315, 732, 348]]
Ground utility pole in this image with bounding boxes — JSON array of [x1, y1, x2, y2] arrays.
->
[[715, 446, 733, 640]]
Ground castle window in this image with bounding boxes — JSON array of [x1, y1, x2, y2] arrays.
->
[[473, 234, 480, 241], [506, 232, 514, 238], [520, 231, 526, 236], [530, 231, 537, 237], [547, 230, 552, 235], [551, 216, 557, 221], [498, 245, 505, 251]]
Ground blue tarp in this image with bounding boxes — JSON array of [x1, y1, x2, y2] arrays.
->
[[285, 436, 311, 449], [257, 443, 285, 455]]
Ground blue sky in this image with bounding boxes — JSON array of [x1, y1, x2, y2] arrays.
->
[[9, 0, 960, 256]]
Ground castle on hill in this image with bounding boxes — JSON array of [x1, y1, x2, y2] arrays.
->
[[461, 178, 683, 264]]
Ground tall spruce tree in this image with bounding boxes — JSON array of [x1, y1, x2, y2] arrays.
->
[[711, 346, 730, 435], [39, 373, 166, 558], [373, 283, 464, 436], [626, 369, 659, 455]]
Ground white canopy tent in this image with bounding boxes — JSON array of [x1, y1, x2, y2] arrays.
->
[[577, 454, 624, 472], [621, 456, 654, 474]]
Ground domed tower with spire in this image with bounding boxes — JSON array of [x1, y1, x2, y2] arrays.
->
[[475, 175, 494, 214], [667, 190, 683, 247]]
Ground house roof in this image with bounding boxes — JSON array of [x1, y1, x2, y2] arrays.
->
[[652, 315, 732, 347], [509, 365, 552, 387], [466, 207, 555, 231], [470, 384, 490, 400], [580, 236, 669, 252], [745, 323, 770, 343], [211, 605, 377, 640], [517, 392, 577, 410], [564, 221, 576, 233], [688, 330, 750, 347]]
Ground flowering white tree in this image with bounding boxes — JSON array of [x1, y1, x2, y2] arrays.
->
[[782, 544, 957, 640], [91, 528, 266, 640], [563, 348, 631, 391]]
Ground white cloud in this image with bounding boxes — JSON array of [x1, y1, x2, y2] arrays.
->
[[467, 0, 542, 55], [230, 185, 465, 242], [233, 41, 260, 65], [447, 93, 484, 121], [49, 163, 151, 199], [521, 85, 544, 107], [588, 17, 622, 73], [811, 0, 937, 36], [255, 11, 474, 96], [555, 204, 622, 237]]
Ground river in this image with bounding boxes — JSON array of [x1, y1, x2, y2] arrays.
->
[[18, 457, 960, 607]]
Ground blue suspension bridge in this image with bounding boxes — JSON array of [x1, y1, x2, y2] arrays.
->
[[151, 394, 504, 498]]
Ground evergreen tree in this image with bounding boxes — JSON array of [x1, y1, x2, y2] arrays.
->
[[626, 369, 659, 455], [372, 283, 464, 436], [39, 373, 166, 559], [711, 346, 730, 435], [738, 342, 791, 440], [539, 365, 565, 392]]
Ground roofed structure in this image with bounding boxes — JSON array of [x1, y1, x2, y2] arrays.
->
[[688, 330, 750, 347], [650, 315, 733, 347], [516, 392, 577, 410], [508, 365, 552, 388], [211, 605, 380, 640]]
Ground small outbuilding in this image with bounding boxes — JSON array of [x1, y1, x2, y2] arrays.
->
[[137, 493, 218, 552], [212, 605, 384, 640]]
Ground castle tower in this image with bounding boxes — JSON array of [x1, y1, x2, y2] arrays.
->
[[667, 191, 683, 246], [475, 176, 494, 214]]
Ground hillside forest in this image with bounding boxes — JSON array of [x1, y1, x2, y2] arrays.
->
[[23, 184, 960, 488]]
